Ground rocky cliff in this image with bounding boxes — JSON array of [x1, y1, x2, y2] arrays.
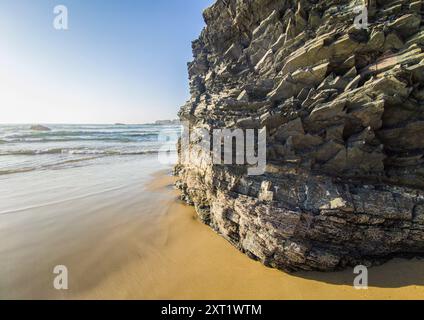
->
[[176, 0, 424, 272]]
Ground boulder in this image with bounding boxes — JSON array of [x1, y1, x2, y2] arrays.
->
[[30, 125, 51, 131], [177, 0, 424, 272]]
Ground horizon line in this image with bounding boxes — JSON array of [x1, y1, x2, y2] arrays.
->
[[0, 121, 180, 125]]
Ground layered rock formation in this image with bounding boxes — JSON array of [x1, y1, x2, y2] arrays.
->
[[176, 0, 424, 271]]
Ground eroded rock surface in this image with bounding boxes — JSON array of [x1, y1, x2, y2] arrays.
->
[[176, 0, 424, 272]]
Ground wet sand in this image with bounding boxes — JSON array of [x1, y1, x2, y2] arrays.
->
[[82, 172, 424, 300], [1, 157, 424, 299]]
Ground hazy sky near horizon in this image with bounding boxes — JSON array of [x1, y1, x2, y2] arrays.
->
[[0, 0, 214, 124]]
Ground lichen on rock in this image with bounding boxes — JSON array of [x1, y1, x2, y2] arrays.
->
[[176, 0, 424, 272]]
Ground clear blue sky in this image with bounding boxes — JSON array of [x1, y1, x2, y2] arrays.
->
[[0, 0, 214, 124]]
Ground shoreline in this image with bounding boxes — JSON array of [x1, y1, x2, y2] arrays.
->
[[1, 163, 424, 299], [78, 170, 424, 300], [143, 172, 424, 300]]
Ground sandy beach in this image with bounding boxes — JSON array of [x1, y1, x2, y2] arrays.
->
[[3, 0, 424, 303], [0, 155, 424, 300]]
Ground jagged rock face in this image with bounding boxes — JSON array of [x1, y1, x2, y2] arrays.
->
[[176, 0, 424, 271]]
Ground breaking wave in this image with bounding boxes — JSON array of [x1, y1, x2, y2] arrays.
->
[[0, 124, 180, 176]]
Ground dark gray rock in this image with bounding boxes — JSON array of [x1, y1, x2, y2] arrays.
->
[[30, 125, 51, 131], [176, 0, 424, 272]]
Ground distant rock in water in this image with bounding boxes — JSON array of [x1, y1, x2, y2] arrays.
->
[[30, 125, 51, 131], [114, 123, 125, 126], [176, 0, 424, 272], [155, 119, 181, 125]]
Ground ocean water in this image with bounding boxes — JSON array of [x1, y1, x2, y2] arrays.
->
[[0, 124, 181, 176]]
